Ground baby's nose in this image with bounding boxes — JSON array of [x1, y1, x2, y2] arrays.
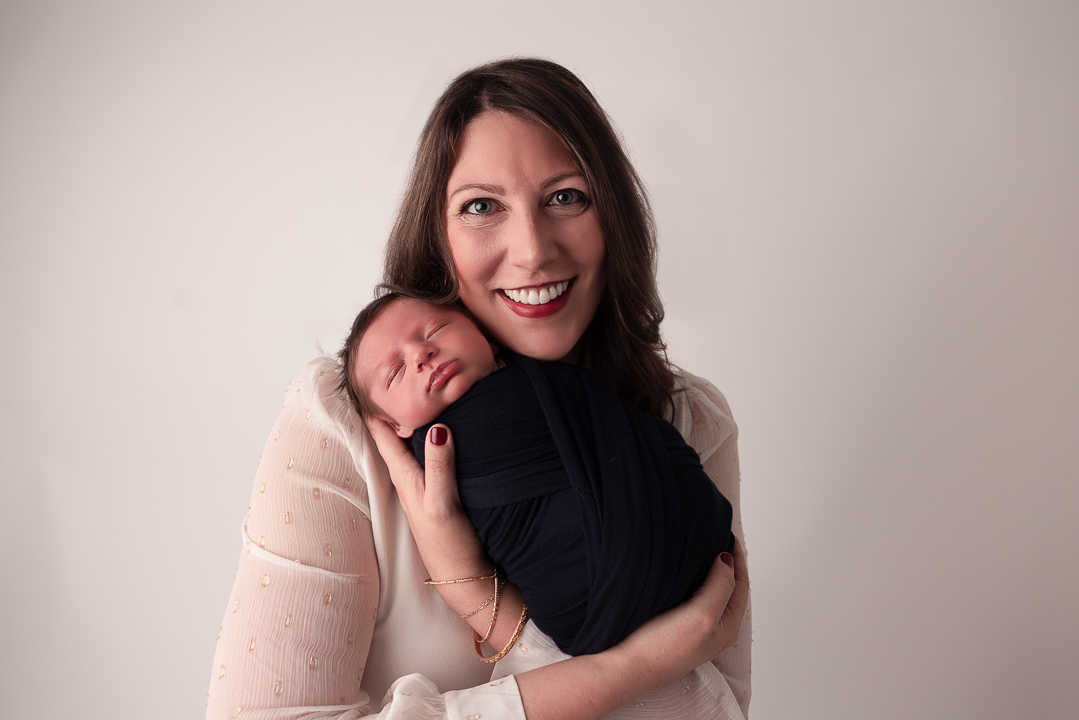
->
[[410, 343, 436, 370]]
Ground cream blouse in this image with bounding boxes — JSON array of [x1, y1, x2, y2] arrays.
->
[[206, 356, 751, 720]]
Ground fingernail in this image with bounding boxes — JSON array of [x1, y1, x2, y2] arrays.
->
[[430, 426, 447, 446], [720, 552, 733, 568]]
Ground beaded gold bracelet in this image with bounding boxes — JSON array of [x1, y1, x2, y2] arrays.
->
[[423, 564, 498, 586], [459, 574, 502, 619], [475, 573, 501, 643], [474, 603, 529, 664]]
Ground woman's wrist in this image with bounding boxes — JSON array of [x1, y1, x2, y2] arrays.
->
[[515, 645, 644, 720], [434, 572, 526, 652]]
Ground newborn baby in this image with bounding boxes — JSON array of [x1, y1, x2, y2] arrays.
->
[[342, 292, 733, 655]]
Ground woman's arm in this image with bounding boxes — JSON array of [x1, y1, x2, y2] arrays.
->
[[369, 418, 748, 720], [207, 362, 380, 718], [207, 360, 525, 720], [680, 372, 752, 715]]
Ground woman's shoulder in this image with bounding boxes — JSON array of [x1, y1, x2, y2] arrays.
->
[[274, 355, 380, 489], [669, 365, 738, 462], [289, 355, 355, 423]]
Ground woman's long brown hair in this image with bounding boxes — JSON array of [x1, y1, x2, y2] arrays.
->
[[383, 58, 675, 417]]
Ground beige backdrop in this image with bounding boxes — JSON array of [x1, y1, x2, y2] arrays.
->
[[1, 1, 1076, 718]]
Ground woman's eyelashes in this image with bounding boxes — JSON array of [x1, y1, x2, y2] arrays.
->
[[457, 187, 589, 221], [461, 198, 498, 216], [547, 187, 588, 208]]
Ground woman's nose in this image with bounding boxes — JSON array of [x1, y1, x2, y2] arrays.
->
[[507, 208, 558, 271]]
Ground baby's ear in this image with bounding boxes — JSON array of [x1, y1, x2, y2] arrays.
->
[[394, 423, 415, 439]]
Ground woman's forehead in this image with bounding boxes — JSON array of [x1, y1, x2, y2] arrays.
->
[[448, 112, 580, 191]]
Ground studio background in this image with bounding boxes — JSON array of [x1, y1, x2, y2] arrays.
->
[[1, 1, 1076, 718]]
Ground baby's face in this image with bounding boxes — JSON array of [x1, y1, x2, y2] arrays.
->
[[354, 298, 498, 437]]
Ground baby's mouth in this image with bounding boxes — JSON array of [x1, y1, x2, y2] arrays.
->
[[428, 359, 459, 391], [500, 280, 570, 306]]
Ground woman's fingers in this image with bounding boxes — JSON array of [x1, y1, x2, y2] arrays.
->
[[716, 536, 748, 650], [364, 416, 424, 501], [421, 425, 463, 516]]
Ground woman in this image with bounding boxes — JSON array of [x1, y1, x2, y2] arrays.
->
[[207, 58, 750, 720]]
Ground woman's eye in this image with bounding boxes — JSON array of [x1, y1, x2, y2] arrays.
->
[[464, 198, 495, 215], [549, 188, 585, 206]]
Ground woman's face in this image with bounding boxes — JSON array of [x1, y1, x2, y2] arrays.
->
[[444, 111, 606, 362]]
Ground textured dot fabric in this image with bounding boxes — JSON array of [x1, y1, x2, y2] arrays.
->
[[206, 357, 751, 719]]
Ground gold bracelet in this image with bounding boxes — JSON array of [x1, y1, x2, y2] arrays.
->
[[474, 603, 529, 664], [476, 572, 501, 643], [423, 564, 498, 586], [459, 575, 502, 619]]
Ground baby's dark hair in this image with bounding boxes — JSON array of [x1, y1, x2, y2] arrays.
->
[[336, 285, 474, 421]]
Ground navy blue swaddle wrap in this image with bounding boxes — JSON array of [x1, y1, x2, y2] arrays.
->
[[412, 352, 734, 656]]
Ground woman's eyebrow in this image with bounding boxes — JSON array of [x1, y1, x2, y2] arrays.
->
[[447, 182, 505, 200], [540, 172, 586, 190]]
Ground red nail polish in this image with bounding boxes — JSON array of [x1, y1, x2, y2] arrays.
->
[[430, 426, 447, 446], [719, 552, 733, 568]]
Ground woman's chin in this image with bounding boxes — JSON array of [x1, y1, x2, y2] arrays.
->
[[503, 331, 582, 364]]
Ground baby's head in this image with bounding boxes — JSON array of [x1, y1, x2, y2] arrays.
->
[[339, 291, 498, 438]]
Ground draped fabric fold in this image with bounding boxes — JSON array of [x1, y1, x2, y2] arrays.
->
[[413, 352, 733, 656]]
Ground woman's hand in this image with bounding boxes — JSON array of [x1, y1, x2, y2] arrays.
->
[[516, 538, 748, 720], [366, 418, 491, 582], [367, 419, 528, 650], [617, 537, 748, 677]]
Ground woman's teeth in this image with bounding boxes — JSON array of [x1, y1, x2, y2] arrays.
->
[[504, 281, 569, 306]]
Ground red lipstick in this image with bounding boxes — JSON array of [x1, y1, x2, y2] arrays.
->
[[499, 282, 573, 319]]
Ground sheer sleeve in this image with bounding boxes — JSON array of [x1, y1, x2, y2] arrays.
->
[[206, 358, 527, 720], [675, 371, 752, 717]]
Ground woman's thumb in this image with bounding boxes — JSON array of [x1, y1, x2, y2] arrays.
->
[[423, 424, 457, 498]]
